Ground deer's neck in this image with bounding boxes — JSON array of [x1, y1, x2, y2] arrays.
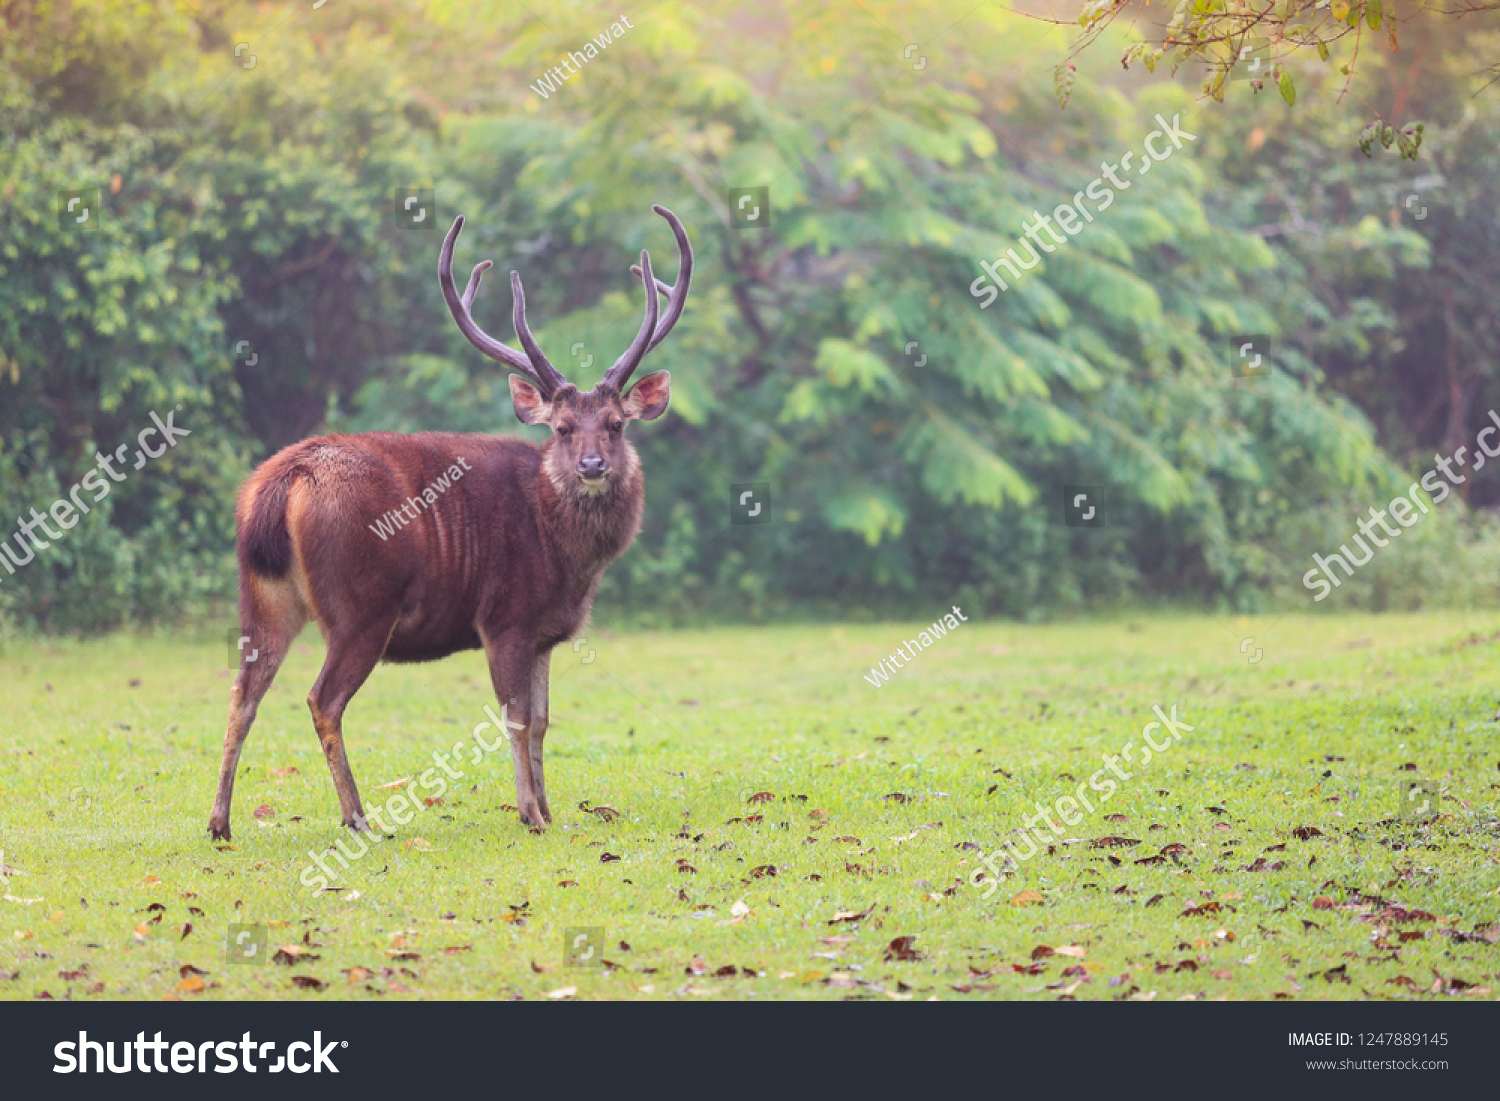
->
[[538, 464, 645, 578]]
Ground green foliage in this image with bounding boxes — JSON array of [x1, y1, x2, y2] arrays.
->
[[1, 0, 1493, 632]]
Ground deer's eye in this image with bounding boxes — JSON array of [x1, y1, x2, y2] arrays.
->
[[610, 421, 624, 434], [555, 424, 572, 438]]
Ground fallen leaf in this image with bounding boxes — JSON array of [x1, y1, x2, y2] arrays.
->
[[1010, 890, 1044, 907], [403, 838, 432, 851], [829, 904, 875, 924], [136, 876, 161, 887], [291, 976, 327, 990], [253, 805, 275, 820], [378, 778, 412, 790], [884, 936, 923, 962], [177, 975, 205, 993], [1056, 945, 1086, 958], [1181, 901, 1223, 917]]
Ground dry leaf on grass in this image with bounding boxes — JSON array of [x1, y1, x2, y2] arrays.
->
[[829, 904, 875, 924], [884, 936, 923, 962]]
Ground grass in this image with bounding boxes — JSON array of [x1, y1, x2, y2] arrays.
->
[[2, 612, 1499, 1001]]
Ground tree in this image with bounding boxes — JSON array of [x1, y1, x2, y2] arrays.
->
[[1052, 0, 1500, 158]]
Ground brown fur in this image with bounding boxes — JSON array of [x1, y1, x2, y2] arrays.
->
[[207, 373, 669, 839]]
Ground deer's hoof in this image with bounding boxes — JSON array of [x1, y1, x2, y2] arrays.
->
[[208, 822, 232, 842]]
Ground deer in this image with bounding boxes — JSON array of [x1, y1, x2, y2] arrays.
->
[[207, 204, 691, 840]]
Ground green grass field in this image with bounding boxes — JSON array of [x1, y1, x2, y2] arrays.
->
[[2, 613, 1498, 1001]]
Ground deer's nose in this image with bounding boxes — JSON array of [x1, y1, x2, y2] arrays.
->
[[578, 455, 608, 479]]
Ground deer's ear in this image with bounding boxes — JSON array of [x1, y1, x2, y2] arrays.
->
[[509, 375, 551, 425], [623, 370, 671, 421]]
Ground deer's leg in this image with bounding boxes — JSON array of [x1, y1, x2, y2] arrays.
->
[[529, 650, 553, 824], [482, 631, 545, 828], [307, 615, 397, 831], [209, 578, 305, 841]]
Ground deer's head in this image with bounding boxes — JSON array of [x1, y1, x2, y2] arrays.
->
[[438, 206, 691, 497]]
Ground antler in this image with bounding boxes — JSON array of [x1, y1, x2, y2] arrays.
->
[[605, 204, 694, 389], [602, 250, 658, 392], [439, 215, 569, 398]]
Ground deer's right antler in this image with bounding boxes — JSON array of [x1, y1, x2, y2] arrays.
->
[[439, 215, 570, 398]]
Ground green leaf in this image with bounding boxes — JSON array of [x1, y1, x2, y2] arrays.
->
[[822, 488, 907, 546], [813, 339, 897, 393], [1054, 62, 1077, 109], [1330, 0, 1349, 19], [1278, 68, 1296, 107], [1365, 0, 1383, 29], [1317, 40, 1329, 61]]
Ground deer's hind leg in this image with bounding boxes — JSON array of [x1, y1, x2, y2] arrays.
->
[[209, 575, 306, 841], [307, 612, 400, 832]]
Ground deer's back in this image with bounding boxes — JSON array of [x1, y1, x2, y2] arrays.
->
[[241, 431, 567, 662]]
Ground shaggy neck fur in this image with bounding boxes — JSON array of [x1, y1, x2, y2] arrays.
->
[[537, 437, 644, 573]]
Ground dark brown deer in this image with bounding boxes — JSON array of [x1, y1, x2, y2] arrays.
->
[[207, 204, 691, 839]]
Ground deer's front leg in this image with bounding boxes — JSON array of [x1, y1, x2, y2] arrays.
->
[[482, 630, 545, 829], [529, 650, 553, 824]]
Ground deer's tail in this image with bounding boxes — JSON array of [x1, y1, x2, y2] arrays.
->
[[237, 459, 302, 579]]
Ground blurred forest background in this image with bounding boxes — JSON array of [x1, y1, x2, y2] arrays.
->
[[5, 0, 1500, 634]]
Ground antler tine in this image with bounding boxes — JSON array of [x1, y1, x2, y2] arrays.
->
[[626, 204, 693, 352], [460, 259, 492, 310], [603, 249, 659, 391], [508, 271, 569, 396], [438, 215, 562, 394]]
